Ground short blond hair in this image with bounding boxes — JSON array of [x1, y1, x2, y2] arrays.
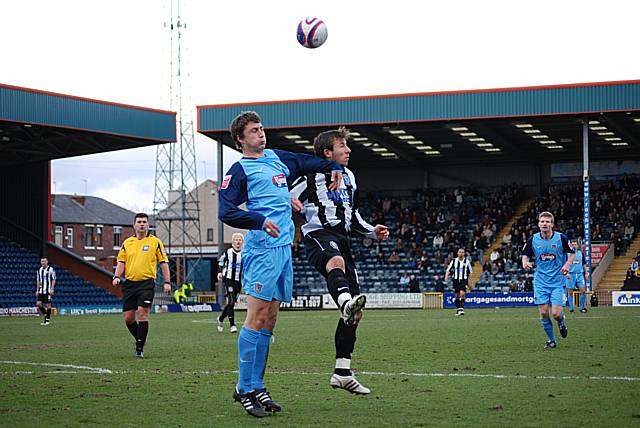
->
[[538, 211, 554, 223], [232, 233, 244, 241]]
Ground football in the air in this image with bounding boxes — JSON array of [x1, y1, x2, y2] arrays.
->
[[297, 17, 328, 49]]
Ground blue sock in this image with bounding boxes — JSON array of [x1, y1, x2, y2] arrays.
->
[[567, 291, 575, 311], [556, 312, 565, 329], [236, 327, 259, 395], [252, 329, 273, 391], [540, 318, 555, 342], [580, 293, 586, 310]]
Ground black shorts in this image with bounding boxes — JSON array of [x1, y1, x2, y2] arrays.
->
[[122, 279, 155, 312], [304, 229, 360, 296], [452, 279, 468, 293], [223, 279, 241, 304], [37, 293, 51, 304]]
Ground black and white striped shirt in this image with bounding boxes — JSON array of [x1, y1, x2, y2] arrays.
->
[[446, 257, 473, 280], [219, 248, 242, 282], [290, 167, 375, 238], [37, 266, 56, 294]]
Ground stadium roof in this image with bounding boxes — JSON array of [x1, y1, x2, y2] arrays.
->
[[197, 80, 640, 169], [0, 83, 176, 167]]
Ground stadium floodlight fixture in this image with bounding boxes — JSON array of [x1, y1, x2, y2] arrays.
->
[[515, 124, 533, 128], [634, 118, 640, 122], [423, 150, 441, 155], [605, 137, 622, 141], [597, 132, 614, 136], [23, 124, 32, 128], [450, 127, 468, 132], [416, 145, 434, 150], [1, 136, 9, 142], [588, 120, 600, 125], [294, 139, 311, 144], [611, 142, 629, 146], [546, 145, 564, 149], [538, 140, 557, 145], [388, 129, 406, 134], [523, 129, 541, 134], [531, 135, 549, 139], [407, 140, 424, 145], [284, 134, 302, 140], [380, 152, 397, 157], [476, 143, 493, 147], [371, 147, 388, 152], [468, 137, 485, 142], [397, 135, 415, 140], [361, 142, 373, 147], [349, 132, 361, 136], [304, 145, 314, 150], [485, 148, 501, 152], [589, 126, 607, 131], [459, 132, 477, 137], [352, 137, 369, 141]]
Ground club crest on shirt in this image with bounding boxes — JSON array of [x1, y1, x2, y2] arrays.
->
[[329, 241, 339, 250], [143, 245, 150, 251], [220, 175, 232, 190], [272, 173, 287, 188], [539, 253, 556, 261], [551, 244, 557, 250], [342, 174, 351, 186], [254, 282, 263, 293]]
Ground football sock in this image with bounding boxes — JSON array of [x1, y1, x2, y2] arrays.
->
[[237, 327, 259, 394], [251, 329, 272, 391], [327, 268, 352, 308], [454, 298, 460, 309], [580, 293, 586, 310], [335, 319, 357, 376], [219, 306, 228, 322], [228, 304, 235, 326], [126, 321, 138, 339], [45, 308, 51, 321], [460, 298, 465, 309], [540, 317, 555, 342], [136, 321, 149, 351], [556, 312, 566, 329], [567, 291, 575, 311]]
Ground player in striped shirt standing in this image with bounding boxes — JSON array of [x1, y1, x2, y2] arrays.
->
[[36, 257, 56, 325], [217, 233, 244, 334], [445, 248, 473, 316]]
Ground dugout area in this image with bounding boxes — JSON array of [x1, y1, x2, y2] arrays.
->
[[0, 83, 176, 296], [198, 80, 640, 193]]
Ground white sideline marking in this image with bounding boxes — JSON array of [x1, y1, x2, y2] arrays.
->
[[192, 320, 217, 324], [0, 365, 637, 382], [0, 361, 112, 374]]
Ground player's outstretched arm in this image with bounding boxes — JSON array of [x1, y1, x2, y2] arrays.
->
[[218, 163, 266, 230]]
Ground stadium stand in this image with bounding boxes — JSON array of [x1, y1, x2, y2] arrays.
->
[[0, 236, 120, 308]]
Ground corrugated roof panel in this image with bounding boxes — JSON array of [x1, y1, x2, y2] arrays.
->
[[0, 84, 176, 141], [198, 80, 640, 132]]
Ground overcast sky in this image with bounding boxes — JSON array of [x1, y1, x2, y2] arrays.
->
[[2, 0, 638, 212]]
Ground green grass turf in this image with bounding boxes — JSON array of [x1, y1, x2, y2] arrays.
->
[[1, 307, 639, 427]]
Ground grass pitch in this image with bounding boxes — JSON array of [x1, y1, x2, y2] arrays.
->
[[1, 307, 639, 427]]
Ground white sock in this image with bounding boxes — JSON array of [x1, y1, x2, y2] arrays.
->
[[337, 293, 352, 309]]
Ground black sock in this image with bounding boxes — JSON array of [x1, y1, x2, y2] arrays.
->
[[45, 308, 51, 320], [228, 304, 235, 326], [334, 319, 357, 376], [460, 298, 465, 309], [126, 321, 138, 340], [455, 298, 460, 309], [219, 306, 227, 322], [327, 268, 350, 305], [136, 321, 149, 351]]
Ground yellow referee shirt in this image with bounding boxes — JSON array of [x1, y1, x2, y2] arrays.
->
[[117, 235, 169, 281]]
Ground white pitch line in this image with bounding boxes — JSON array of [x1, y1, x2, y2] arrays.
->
[[0, 361, 112, 374]]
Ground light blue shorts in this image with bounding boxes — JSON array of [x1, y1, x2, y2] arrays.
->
[[534, 284, 565, 306], [241, 245, 293, 303], [564, 273, 585, 290]]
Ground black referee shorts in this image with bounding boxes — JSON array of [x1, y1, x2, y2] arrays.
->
[[222, 279, 241, 304], [304, 229, 360, 295], [122, 279, 155, 312], [452, 279, 468, 293]]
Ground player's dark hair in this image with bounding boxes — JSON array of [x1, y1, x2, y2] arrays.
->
[[134, 213, 149, 221], [314, 127, 350, 158], [230, 111, 262, 149]]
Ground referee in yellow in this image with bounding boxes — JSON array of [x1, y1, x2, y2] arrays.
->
[[112, 213, 171, 358]]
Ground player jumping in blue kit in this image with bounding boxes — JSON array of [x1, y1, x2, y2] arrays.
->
[[564, 239, 589, 313], [218, 111, 343, 418], [522, 211, 576, 349]]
